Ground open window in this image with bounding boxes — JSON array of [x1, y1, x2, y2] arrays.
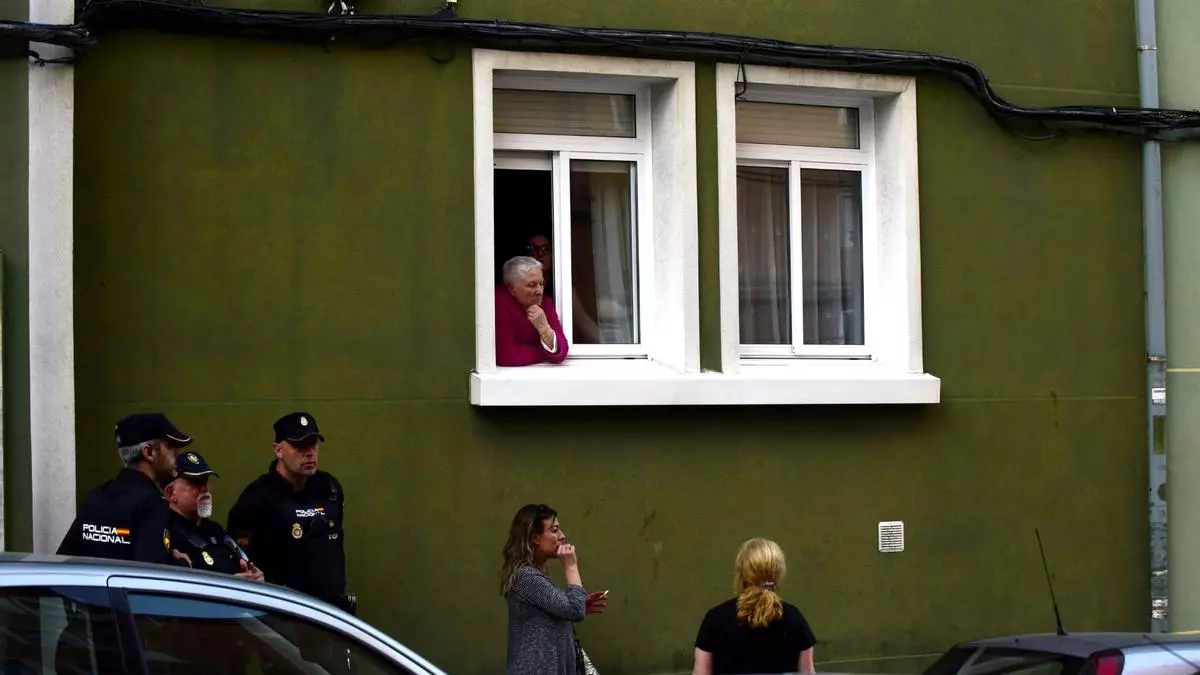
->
[[471, 50, 699, 405], [491, 82, 651, 357]]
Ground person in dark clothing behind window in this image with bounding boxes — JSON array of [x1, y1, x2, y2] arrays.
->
[[163, 450, 264, 580], [693, 538, 817, 675], [226, 412, 353, 614], [57, 412, 193, 564]]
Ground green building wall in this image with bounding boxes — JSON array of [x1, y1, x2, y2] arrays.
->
[[0, 0, 33, 555], [72, 1, 1147, 673]]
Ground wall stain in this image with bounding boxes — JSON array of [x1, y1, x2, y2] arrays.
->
[[640, 509, 658, 536]]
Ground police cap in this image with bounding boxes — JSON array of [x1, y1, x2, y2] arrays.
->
[[115, 413, 192, 449], [175, 450, 219, 482], [273, 412, 326, 445]]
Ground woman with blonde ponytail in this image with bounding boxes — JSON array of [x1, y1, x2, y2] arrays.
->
[[693, 538, 816, 675]]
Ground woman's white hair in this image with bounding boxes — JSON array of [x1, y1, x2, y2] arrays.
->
[[503, 256, 543, 287]]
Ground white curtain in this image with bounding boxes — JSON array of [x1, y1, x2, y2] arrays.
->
[[801, 169, 864, 346], [737, 166, 791, 344], [572, 161, 637, 344], [737, 166, 864, 347]]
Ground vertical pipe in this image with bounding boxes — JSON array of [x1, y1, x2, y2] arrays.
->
[[1135, 0, 1169, 634]]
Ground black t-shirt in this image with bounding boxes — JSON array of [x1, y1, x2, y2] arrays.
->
[[695, 597, 817, 675]]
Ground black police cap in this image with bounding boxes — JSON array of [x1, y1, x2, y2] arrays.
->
[[273, 412, 325, 445], [175, 450, 219, 481], [115, 413, 192, 449]]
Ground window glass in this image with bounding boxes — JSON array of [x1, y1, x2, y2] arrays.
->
[[127, 593, 415, 675], [494, 89, 637, 138], [569, 160, 639, 345], [800, 169, 864, 346], [0, 586, 122, 675], [736, 165, 864, 348], [737, 165, 791, 344], [964, 649, 1085, 675]]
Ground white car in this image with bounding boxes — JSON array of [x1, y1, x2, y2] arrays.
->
[[0, 552, 448, 674]]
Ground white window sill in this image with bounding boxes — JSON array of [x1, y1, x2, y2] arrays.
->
[[469, 360, 940, 406]]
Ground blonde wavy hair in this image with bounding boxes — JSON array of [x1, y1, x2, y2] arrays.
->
[[499, 503, 557, 595], [733, 538, 787, 629]]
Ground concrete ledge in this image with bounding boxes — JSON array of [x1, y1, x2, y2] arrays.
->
[[469, 361, 940, 406]]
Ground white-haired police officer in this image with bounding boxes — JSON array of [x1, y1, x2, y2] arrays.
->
[[227, 412, 353, 613], [164, 451, 264, 580], [57, 412, 192, 563]]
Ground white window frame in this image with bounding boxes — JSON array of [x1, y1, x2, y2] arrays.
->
[[471, 50, 700, 406], [493, 143, 651, 359], [716, 64, 940, 404]]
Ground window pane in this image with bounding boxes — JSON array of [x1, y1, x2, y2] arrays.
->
[[736, 101, 859, 149], [0, 586, 122, 675], [801, 169, 864, 346], [737, 166, 791, 345], [128, 593, 415, 675], [494, 89, 636, 138], [570, 160, 638, 344]]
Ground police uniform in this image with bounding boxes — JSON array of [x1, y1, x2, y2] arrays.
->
[[165, 451, 253, 575], [227, 412, 352, 613], [57, 413, 192, 564]]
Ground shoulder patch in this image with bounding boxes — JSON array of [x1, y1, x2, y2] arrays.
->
[[163, 529, 171, 551]]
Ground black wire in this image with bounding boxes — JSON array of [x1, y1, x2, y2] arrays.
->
[[27, 49, 77, 65], [0, 19, 93, 49], [3, 0, 1199, 140]]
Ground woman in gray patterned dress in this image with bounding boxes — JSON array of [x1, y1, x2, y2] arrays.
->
[[501, 504, 607, 675]]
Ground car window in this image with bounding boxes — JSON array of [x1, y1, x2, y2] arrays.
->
[[926, 647, 1086, 675], [126, 593, 416, 675], [0, 585, 123, 675]]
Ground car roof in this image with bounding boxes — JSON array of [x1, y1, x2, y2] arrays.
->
[[0, 551, 322, 602], [0, 552, 445, 673], [961, 632, 1200, 658]]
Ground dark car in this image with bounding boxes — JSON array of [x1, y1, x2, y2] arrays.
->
[[924, 633, 1200, 675]]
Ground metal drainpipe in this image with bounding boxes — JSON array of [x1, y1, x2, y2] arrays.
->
[[1136, 0, 1169, 634]]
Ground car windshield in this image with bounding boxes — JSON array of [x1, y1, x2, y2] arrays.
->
[[926, 647, 1088, 675]]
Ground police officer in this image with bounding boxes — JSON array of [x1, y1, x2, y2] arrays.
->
[[57, 412, 192, 563], [163, 450, 265, 580], [227, 412, 353, 613]]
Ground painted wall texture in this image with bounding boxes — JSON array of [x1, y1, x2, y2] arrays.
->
[[72, 0, 1147, 672], [1159, 0, 1200, 631], [0, 0, 33, 554]]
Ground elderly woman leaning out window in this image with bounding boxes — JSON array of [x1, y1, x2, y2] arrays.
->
[[496, 256, 569, 366]]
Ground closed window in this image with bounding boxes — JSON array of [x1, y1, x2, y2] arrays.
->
[[735, 99, 874, 359], [713, 64, 938, 403]]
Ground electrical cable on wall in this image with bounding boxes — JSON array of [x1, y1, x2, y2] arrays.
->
[[2, 0, 1199, 140]]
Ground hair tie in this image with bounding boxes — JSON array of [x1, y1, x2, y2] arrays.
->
[[758, 581, 777, 591]]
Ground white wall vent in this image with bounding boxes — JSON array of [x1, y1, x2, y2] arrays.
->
[[878, 521, 905, 553]]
